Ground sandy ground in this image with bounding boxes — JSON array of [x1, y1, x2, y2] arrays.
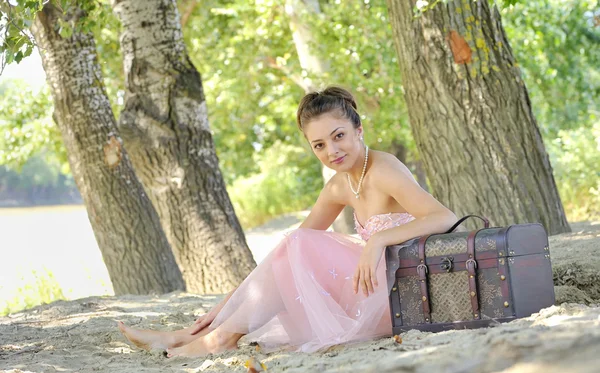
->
[[1, 218, 600, 373]]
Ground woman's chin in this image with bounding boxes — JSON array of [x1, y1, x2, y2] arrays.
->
[[329, 163, 349, 171]]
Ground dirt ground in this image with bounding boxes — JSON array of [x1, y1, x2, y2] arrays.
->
[[1, 219, 599, 373]]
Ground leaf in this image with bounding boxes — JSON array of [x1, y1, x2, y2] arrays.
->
[[59, 25, 73, 39], [244, 357, 267, 372], [446, 30, 472, 64], [14, 51, 23, 63], [23, 43, 34, 58], [502, 0, 520, 7], [5, 50, 14, 64]]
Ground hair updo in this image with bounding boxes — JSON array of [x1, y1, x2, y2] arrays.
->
[[296, 86, 361, 131]]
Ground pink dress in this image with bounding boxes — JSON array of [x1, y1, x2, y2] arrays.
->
[[210, 212, 416, 352]]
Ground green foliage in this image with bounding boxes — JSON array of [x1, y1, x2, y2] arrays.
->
[[228, 141, 322, 228], [89, 2, 125, 116], [500, 0, 600, 221], [0, 1, 113, 71], [0, 0, 40, 70], [0, 80, 78, 205], [182, 0, 304, 183], [181, 0, 415, 223], [0, 79, 66, 170], [0, 1, 122, 174], [501, 0, 520, 7], [549, 121, 600, 221], [0, 155, 80, 206], [182, 0, 416, 185], [0, 267, 65, 316], [502, 0, 600, 137], [2, 0, 599, 224], [310, 0, 414, 156]]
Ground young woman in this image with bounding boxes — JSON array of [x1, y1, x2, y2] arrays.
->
[[118, 86, 457, 357]]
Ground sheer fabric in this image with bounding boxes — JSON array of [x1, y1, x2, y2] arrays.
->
[[209, 212, 416, 352]]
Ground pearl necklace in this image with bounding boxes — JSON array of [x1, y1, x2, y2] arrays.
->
[[347, 145, 369, 199]]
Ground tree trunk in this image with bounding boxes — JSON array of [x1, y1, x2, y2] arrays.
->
[[112, 0, 256, 294], [286, 0, 356, 234], [285, 0, 327, 91], [32, 4, 185, 294], [386, 0, 570, 235]]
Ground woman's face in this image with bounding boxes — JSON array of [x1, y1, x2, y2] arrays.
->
[[303, 112, 363, 171]]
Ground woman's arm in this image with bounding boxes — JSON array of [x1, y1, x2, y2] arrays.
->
[[353, 155, 457, 296], [372, 156, 457, 246], [299, 175, 346, 230]]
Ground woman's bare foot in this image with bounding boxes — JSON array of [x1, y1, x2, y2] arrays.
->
[[117, 321, 208, 351], [166, 330, 243, 358]]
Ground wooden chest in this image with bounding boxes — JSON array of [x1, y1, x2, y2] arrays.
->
[[385, 216, 555, 334]]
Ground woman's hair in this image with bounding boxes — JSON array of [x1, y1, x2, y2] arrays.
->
[[296, 86, 361, 131]]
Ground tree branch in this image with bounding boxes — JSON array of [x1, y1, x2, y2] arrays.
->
[[264, 56, 311, 92], [180, 0, 198, 28]]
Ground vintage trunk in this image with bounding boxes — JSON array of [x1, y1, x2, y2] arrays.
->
[[386, 216, 555, 334]]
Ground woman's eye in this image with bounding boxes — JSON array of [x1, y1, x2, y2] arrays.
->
[[335, 133, 344, 139], [314, 144, 323, 150]]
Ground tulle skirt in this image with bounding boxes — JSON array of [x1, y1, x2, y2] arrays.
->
[[209, 228, 392, 352]]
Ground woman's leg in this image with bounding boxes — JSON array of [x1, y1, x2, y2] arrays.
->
[[166, 326, 244, 358], [164, 233, 317, 357], [117, 321, 210, 351], [118, 286, 237, 351], [140, 234, 301, 357]]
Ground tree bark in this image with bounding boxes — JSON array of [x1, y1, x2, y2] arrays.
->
[[112, 0, 256, 294], [386, 0, 570, 235], [32, 4, 185, 294]]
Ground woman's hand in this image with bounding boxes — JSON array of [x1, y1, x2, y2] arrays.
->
[[353, 235, 386, 297], [189, 302, 223, 335], [189, 286, 237, 335]]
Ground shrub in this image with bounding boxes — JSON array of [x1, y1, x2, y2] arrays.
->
[[549, 121, 600, 222], [0, 268, 65, 316], [228, 142, 322, 229]]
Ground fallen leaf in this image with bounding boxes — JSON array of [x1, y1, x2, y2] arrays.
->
[[245, 357, 267, 372], [393, 335, 403, 344]]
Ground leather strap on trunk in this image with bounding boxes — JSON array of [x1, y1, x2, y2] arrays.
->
[[467, 230, 481, 319], [417, 235, 432, 323]]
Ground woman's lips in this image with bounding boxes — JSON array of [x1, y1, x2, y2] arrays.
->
[[331, 155, 346, 164]]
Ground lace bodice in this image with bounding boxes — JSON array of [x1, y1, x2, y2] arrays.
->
[[353, 212, 416, 241]]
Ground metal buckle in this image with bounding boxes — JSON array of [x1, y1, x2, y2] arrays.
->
[[417, 264, 428, 275], [466, 258, 477, 270]]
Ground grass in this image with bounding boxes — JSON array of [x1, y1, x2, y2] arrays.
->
[[0, 267, 65, 316]]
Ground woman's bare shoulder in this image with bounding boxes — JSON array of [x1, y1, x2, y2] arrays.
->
[[370, 150, 412, 176]]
